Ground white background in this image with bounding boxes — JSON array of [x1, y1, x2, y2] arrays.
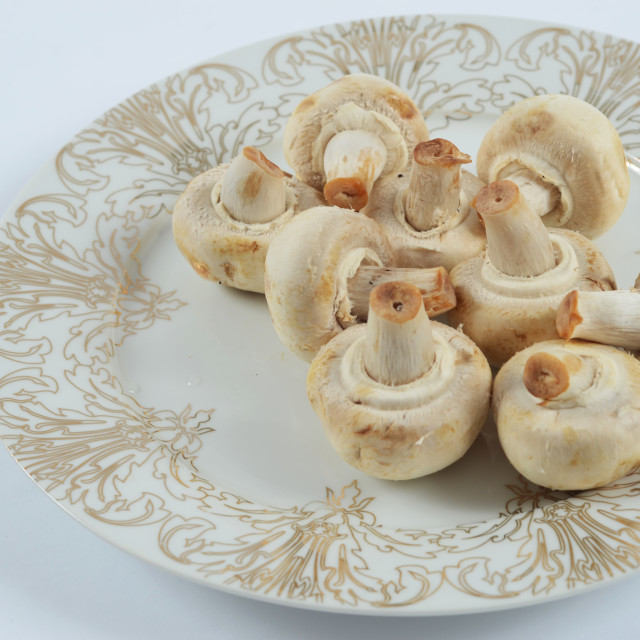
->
[[2, 1, 639, 638]]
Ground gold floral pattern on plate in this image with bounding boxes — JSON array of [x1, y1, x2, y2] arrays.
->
[[1, 14, 640, 614]]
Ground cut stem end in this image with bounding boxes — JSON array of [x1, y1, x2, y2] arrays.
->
[[324, 177, 368, 211], [556, 290, 582, 339], [523, 352, 570, 400]]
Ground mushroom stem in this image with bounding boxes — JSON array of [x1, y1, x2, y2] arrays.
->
[[323, 130, 387, 211], [556, 290, 640, 350], [403, 139, 472, 231], [347, 265, 456, 320], [363, 282, 435, 386], [635, 273, 640, 290], [219, 146, 287, 224], [473, 180, 556, 277], [523, 350, 598, 402], [506, 167, 560, 218]]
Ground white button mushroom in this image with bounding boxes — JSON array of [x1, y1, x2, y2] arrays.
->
[[283, 73, 429, 211], [362, 138, 486, 270], [476, 94, 630, 239], [264, 206, 457, 362], [172, 146, 325, 293], [556, 288, 640, 351], [493, 340, 640, 490], [448, 180, 616, 368], [306, 281, 492, 480]]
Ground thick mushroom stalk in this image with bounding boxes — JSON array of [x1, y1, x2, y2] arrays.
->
[[306, 281, 492, 480], [218, 146, 287, 224], [556, 289, 640, 351], [404, 139, 472, 231], [264, 207, 457, 362], [493, 340, 640, 490], [347, 265, 455, 321], [363, 282, 435, 386], [475, 179, 556, 277], [448, 180, 616, 368], [476, 93, 630, 238], [283, 74, 430, 212], [362, 138, 486, 271], [323, 129, 388, 211], [172, 146, 325, 293]]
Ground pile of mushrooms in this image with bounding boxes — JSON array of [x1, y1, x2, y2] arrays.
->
[[171, 73, 639, 488]]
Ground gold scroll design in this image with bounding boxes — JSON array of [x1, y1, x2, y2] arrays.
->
[[0, 193, 185, 367], [0, 189, 214, 523], [158, 480, 444, 607], [54, 63, 283, 218], [262, 15, 499, 133], [1, 358, 215, 525], [421, 474, 640, 600], [493, 28, 640, 151], [152, 472, 640, 607]]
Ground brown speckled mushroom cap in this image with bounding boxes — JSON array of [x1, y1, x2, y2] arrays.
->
[[493, 339, 640, 490], [306, 282, 492, 480], [172, 147, 324, 293], [283, 74, 429, 209], [476, 94, 629, 239]]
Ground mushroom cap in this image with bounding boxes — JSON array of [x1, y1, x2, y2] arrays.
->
[[447, 228, 616, 368], [493, 339, 640, 490], [364, 169, 486, 270], [283, 73, 429, 191], [264, 206, 395, 361], [172, 164, 324, 293], [306, 322, 492, 480], [476, 93, 630, 239]]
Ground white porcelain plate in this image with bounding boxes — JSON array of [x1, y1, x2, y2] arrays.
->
[[2, 14, 640, 616]]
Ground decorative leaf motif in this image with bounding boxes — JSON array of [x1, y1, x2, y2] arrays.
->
[[262, 15, 500, 126], [158, 479, 442, 607], [55, 64, 279, 217], [0, 193, 186, 367]]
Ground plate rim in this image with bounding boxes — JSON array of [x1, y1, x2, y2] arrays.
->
[[2, 11, 640, 616]]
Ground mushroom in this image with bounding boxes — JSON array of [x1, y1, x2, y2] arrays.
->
[[283, 73, 429, 211], [447, 180, 616, 368], [556, 288, 640, 351], [172, 146, 325, 293], [476, 93, 630, 239], [264, 206, 457, 362], [306, 281, 492, 480], [493, 339, 640, 490], [363, 138, 486, 270]]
